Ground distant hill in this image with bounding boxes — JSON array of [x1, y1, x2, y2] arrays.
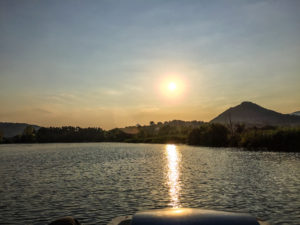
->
[[0, 122, 40, 137], [291, 111, 300, 116], [210, 101, 300, 127]]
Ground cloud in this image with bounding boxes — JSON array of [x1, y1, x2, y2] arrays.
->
[[33, 108, 53, 115], [139, 106, 160, 113], [101, 88, 123, 96]]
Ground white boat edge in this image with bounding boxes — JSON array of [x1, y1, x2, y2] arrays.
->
[[107, 208, 271, 225]]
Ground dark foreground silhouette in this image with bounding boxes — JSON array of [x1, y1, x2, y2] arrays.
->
[[48, 217, 81, 225]]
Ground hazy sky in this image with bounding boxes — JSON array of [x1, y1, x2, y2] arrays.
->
[[1, 0, 300, 129]]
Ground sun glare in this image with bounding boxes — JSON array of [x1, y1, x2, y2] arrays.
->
[[156, 74, 188, 102], [168, 82, 177, 91]]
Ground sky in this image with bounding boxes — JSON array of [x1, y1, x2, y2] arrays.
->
[[0, 0, 300, 129]]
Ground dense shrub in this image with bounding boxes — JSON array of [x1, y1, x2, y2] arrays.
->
[[240, 128, 300, 151], [188, 123, 229, 147], [36, 126, 105, 143]]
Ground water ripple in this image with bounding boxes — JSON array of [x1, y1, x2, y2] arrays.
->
[[0, 143, 299, 225]]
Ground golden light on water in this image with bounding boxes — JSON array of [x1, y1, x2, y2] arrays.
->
[[165, 144, 181, 208]]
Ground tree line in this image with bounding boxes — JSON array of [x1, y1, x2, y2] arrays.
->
[[187, 123, 300, 152], [0, 120, 299, 152]]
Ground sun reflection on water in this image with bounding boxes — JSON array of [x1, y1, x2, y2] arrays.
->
[[165, 144, 181, 208]]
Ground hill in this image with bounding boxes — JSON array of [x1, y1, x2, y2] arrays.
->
[[210, 101, 300, 127], [291, 111, 300, 116], [0, 122, 40, 138]]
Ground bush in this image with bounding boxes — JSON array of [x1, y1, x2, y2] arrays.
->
[[188, 123, 229, 147], [240, 128, 300, 152]]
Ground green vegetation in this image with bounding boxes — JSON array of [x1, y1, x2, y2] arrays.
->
[[187, 124, 300, 152], [0, 130, 3, 143], [187, 124, 229, 147], [239, 127, 300, 151], [1, 121, 299, 152]]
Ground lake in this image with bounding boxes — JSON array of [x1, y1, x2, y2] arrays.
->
[[0, 143, 299, 225]]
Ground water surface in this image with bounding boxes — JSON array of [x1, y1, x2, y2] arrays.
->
[[0, 143, 299, 225]]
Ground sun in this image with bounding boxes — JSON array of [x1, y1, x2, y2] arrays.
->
[[157, 75, 187, 101], [168, 82, 177, 91]]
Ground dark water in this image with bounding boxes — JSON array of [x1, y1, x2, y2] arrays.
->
[[0, 143, 299, 225]]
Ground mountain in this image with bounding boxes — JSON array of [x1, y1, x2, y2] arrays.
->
[[291, 111, 300, 116], [210, 101, 300, 126], [0, 122, 40, 138]]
